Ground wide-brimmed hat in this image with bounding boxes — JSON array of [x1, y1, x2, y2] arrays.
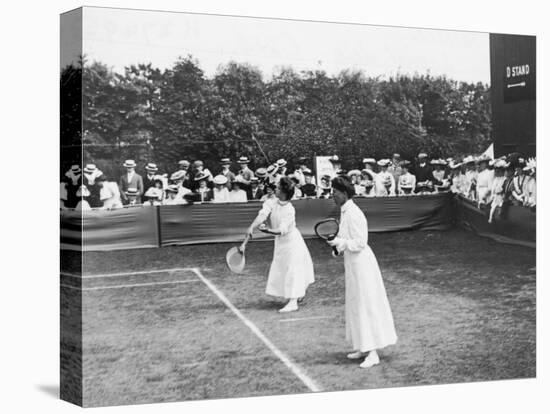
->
[[276, 158, 287, 167], [250, 177, 259, 184], [266, 164, 278, 176], [76, 185, 90, 197], [70, 165, 82, 174], [377, 159, 390, 167], [178, 160, 190, 168], [463, 155, 475, 164], [347, 169, 361, 177], [144, 187, 162, 199], [238, 156, 250, 164], [170, 170, 186, 181], [362, 158, 376, 165], [476, 154, 491, 163], [494, 159, 509, 169], [83, 164, 97, 174], [145, 162, 158, 172], [123, 160, 136, 168], [392, 153, 401, 159], [213, 175, 228, 185], [255, 168, 267, 178], [449, 161, 462, 169], [165, 184, 179, 193], [194, 172, 208, 181], [431, 159, 446, 166], [328, 155, 340, 164], [418, 152, 428, 159], [125, 187, 139, 196], [193, 160, 204, 168], [220, 157, 231, 165]]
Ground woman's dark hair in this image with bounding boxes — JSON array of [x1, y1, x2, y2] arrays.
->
[[331, 176, 355, 198], [153, 179, 164, 189], [278, 176, 295, 200]]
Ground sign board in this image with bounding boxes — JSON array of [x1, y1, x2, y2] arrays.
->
[[503, 62, 535, 103], [315, 156, 338, 187]]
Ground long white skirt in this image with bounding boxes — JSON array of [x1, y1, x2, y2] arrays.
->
[[265, 227, 315, 299], [345, 245, 397, 352]]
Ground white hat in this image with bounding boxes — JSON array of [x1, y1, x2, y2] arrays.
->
[[165, 184, 179, 193], [377, 159, 390, 167], [276, 159, 287, 167], [123, 160, 137, 168], [170, 170, 186, 181], [329, 155, 340, 163], [237, 156, 250, 164], [449, 161, 462, 169], [125, 187, 139, 196], [213, 175, 228, 185], [463, 155, 475, 164], [362, 158, 376, 164], [83, 164, 97, 174], [418, 152, 428, 158], [347, 169, 361, 177], [145, 163, 158, 172], [70, 165, 82, 174], [144, 187, 162, 198], [494, 159, 509, 169]]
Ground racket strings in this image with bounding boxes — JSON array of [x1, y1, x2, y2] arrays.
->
[[315, 221, 339, 239]]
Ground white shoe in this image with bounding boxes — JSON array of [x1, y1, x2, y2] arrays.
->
[[359, 353, 380, 368], [346, 351, 364, 360], [279, 303, 298, 313]]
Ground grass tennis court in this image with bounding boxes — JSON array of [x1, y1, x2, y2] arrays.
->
[[61, 229, 536, 407]]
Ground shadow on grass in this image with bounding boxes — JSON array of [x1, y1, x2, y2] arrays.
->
[[36, 384, 59, 399]]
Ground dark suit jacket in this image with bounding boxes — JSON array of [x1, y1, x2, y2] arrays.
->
[[250, 187, 264, 200], [119, 173, 144, 202]]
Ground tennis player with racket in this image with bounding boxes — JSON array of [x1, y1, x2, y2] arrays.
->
[[325, 176, 397, 368], [245, 177, 315, 313]]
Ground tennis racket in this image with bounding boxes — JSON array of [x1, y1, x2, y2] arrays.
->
[[314, 218, 340, 256], [225, 233, 252, 274]]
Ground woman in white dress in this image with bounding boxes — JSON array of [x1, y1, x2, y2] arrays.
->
[[246, 177, 315, 313], [327, 176, 397, 368], [488, 160, 508, 223]]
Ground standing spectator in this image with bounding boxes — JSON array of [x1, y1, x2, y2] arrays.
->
[[194, 172, 213, 202], [273, 159, 288, 183], [374, 159, 396, 196], [75, 185, 92, 211], [229, 177, 248, 203], [96, 175, 123, 210], [432, 159, 450, 192], [293, 156, 316, 186], [476, 155, 494, 207], [413, 153, 433, 193], [522, 158, 536, 208], [449, 161, 464, 194], [175, 160, 193, 189], [170, 170, 192, 203], [289, 175, 303, 199], [212, 175, 230, 203], [347, 170, 363, 196], [255, 167, 268, 191], [397, 161, 416, 195], [119, 160, 144, 204], [266, 164, 279, 185], [64, 165, 82, 208], [362, 158, 377, 175], [360, 169, 376, 197], [124, 187, 141, 206], [191, 160, 213, 190], [237, 156, 255, 184], [488, 160, 508, 223], [387, 153, 402, 185], [83, 163, 103, 208], [510, 158, 527, 205], [219, 158, 236, 190], [249, 177, 264, 200], [462, 155, 478, 200], [317, 174, 332, 199], [301, 169, 317, 197], [143, 163, 159, 193]]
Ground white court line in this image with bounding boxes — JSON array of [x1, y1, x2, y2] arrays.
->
[[191, 268, 322, 393], [279, 316, 331, 323], [60, 280, 200, 291], [61, 267, 196, 279]]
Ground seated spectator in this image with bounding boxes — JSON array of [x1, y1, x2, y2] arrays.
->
[[462, 155, 478, 200], [397, 161, 416, 195], [83, 163, 103, 207], [229, 177, 248, 202], [362, 158, 378, 176], [359, 169, 376, 197], [170, 170, 192, 203], [293, 157, 316, 186], [250, 177, 264, 200], [432, 159, 450, 192], [510, 157, 527, 206], [96, 175, 123, 210], [523, 158, 536, 208], [143, 187, 163, 206], [449, 161, 464, 194], [194, 172, 213, 202], [476, 155, 494, 207], [64, 164, 82, 208], [260, 183, 276, 202], [175, 160, 193, 189], [124, 187, 141, 206], [119, 160, 144, 205], [289, 175, 303, 199], [488, 159, 508, 223], [301, 169, 317, 197], [75, 185, 92, 211], [347, 169, 362, 196], [317, 175, 332, 199], [212, 175, 230, 203], [273, 159, 288, 183], [374, 159, 396, 196], [163, 184, 186, 205]]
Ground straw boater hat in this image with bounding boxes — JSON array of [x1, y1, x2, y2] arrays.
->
[[76, 185, 90, 197], [250, 177, 259, 184], [238, 156, 250, 164], [377, 159, 391, 167], [194, 171, 208, 181], [170, 170, 186, 181], [145, 162, 158, 172], [255, 168, 267, 178], [266, 164, 278, 176], [220, 157, 231, 165], [144, 187, 162, 199], [449, 161, 462, 169], [392, 153, 401, 159], [213, 175, 228, 185], [123, 160, 137, 168], [362, 158, 376, 165], [165, 184, 179, 193], [178, 160, 190, 168], [361, 169, 375, 180], [70, 165, 82, 174], [347, 169, 362, 177], [276, 158, 287, 167], [83, 164, 97, 174], [418, 152, 428, 159], [125, 187, 139, 196]]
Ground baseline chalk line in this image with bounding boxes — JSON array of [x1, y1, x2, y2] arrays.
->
[[191, 268, 322, 393], [60, 279, 200, 291], [279, 316, 331, 323], [61, 267, 196, 279]]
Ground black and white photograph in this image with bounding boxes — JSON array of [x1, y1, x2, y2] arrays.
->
[[59, 6, 536, 408]]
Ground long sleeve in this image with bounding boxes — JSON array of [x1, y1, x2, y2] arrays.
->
[[275, 205, 295, 235], [342, 210, 368, 252]]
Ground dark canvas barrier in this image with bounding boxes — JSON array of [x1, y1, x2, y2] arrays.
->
[[61, 207, 160, 251], [454, 195, 535, 248], [160, 193, 453, 247]]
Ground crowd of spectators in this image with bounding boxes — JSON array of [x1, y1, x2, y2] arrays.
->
[[60, 152, 536, 221]]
